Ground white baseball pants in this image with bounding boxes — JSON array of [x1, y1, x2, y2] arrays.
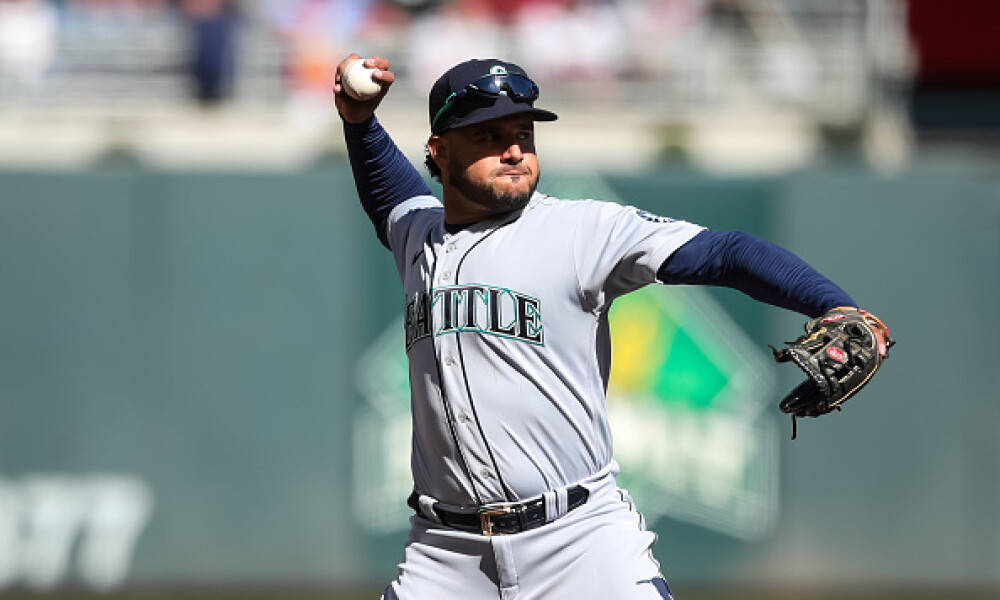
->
[[381, 464, 674, 600]]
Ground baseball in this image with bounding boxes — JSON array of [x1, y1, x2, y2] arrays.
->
[[342, 58, 382, 101]]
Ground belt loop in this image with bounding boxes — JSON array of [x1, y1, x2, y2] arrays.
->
[[418, 494, 443, 524], [542, 491, 557, 523], [515, 503, 527, 531], [556, 487, 569, 519]]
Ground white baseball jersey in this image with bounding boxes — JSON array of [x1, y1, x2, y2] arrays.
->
[[387, 191, 704, 507]]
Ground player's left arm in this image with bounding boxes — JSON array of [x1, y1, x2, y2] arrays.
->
[[658, 229, 888, 352], [658, 230, 853, 317]]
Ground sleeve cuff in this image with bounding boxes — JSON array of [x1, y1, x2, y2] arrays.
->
[[341, 114, 378, 139], [643, 224, 707, 281]]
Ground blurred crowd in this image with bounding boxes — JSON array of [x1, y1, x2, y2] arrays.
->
[[0, 0, 727, 104], [0, 0, 908, 145]]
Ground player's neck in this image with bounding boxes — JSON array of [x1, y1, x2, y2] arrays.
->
[[442, 190, 500, 225]]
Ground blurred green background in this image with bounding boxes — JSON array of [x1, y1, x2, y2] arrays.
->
[[2, 159, 998, 598]]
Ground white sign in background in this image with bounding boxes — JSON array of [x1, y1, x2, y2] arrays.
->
[[0, 474, 152, 592]]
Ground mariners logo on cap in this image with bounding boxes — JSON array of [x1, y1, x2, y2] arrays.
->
[[489, 65, 511, 96]]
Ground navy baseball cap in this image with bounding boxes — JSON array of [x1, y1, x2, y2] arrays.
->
[[429, 59, 558, 135]]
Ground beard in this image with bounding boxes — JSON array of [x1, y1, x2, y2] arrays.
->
[[447, 157, 539, 215]]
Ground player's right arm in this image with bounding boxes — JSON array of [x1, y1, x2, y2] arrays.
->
[[335, 54, 433, 249]]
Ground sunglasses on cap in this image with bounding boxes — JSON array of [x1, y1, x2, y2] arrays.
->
[[431, 73, 540, 131]]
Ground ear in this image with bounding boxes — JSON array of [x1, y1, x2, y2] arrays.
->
[[427, 134, 447, 166]]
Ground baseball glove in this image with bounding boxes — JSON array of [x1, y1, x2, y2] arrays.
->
[[771, 307, 894, 439]]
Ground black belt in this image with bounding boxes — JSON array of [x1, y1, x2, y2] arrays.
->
[[407, 486, 590, 536]]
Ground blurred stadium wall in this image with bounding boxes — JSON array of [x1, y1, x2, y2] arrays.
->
[[1, 0, 998, 598], [2, 161, 998, 597]]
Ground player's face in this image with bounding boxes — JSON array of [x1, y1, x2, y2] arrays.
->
[[442, 114, 540, 217]]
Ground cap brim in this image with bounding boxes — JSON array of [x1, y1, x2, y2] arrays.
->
[[433, 97, 558, 134]]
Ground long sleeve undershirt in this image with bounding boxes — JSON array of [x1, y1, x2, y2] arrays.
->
[[657, 230, 854, 317], [343, 116, 855, 317], [343, 115, 432, 248]]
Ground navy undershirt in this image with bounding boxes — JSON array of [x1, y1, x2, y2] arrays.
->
[[343, 116, 854, 318], [659, 230, 853, 317], [344, 116, 432, 248]]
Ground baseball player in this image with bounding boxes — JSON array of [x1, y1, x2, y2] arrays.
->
[[335, 54, 891, 600]]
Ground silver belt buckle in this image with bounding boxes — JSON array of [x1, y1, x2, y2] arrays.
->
[[479, 506, 515, 536]]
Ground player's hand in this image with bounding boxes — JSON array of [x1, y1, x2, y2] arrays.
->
[[872, 324, 888, 358], [839, 306, 890, 357], [334, 54, 394, 124]]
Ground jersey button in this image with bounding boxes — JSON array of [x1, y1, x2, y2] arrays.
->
[[457, 413, 471, 423], [443, 356, 455, 366], [441, 270, 452, 280], [445, 244, 456, 253], [480, 468, 492, 479]]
